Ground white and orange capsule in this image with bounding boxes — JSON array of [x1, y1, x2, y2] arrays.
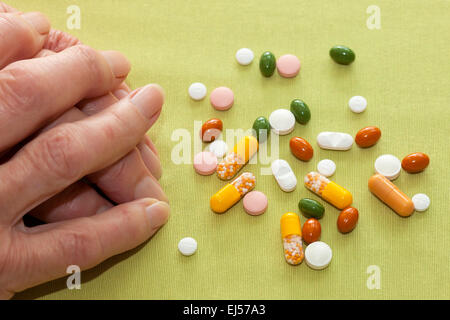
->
[[304, 172, 352, 209], [280, 212, 304, 265], [216, 136, 258, 180]]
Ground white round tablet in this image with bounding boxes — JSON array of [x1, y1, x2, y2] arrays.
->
[[348, 96, 367, 113], [374, 154, 401, 180], [412, 193, 430, 212], [305, 241, 332, 270], [235, 48, 254, 65], [178, 237, 197, 256], [317, 159, 336, 177], [269, 109, 296, 135], [188, 82, 207, 101], [208, 140, 228, 158]]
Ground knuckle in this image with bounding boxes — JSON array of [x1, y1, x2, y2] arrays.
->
[[71, 45, 103, 83], [0, 13, 36, 49]]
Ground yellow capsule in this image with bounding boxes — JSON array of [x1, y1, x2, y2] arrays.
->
[[280, 212, 304, 265], [210, 172, 256, 213], [304, 172, 352, 209]]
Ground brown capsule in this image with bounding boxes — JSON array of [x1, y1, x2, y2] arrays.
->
[[200, 118, 223, 142], [337, 207, 359, 233], [289, 137, 313, 161], [355, 126, 381, 148], [401, 152, 430, 173]]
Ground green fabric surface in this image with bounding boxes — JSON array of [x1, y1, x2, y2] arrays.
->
[[10, 0, 450, 300]]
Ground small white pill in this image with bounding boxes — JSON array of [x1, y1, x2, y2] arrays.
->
[[305, 241, 332, 270], [317, 159, 336, 177], [412, 193, 430, 212], [317, 132, 354, 151], [269, 109, 296, 135], [188, 82, 207, 101], [235, 48, 254, 65], [348, 96, 367, 113], [178, 237, 197, 256], [271, 159, 297, 192], [208, 140, 228, 158], [374, 154, 401, 180]]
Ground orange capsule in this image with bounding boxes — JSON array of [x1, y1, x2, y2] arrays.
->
[[355, 126, 381, 148], [401, 152, 430, 173], [302, 218, 321, 244], [337, 207, 359, 233], [289, 137, 313, 161], [200, 118, 223, 142]]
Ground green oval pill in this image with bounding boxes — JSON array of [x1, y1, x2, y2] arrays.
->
[[290, 99, 311, 125], [299, 198, 325, 219], [259, 51, 276, 77], [252, 116, 270, 142], [329, 45, 355, 65]]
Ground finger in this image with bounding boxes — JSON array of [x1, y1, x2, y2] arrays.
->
[[9, 199, 169, 293], [0, 84, 164, 225], [137, 140, 162, 180], [44, 29, 81, 52], [0, 2, 19, 13], [0, 44, 131, 151]]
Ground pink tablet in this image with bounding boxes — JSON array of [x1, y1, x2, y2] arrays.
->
[[243, 191, 268, 216], [193, 152, 218, 175], [210, 87, 234, 111], [276, 54, 301, 78]]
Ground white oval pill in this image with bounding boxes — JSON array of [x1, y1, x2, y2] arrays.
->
[[271, 159, 297, 192], [348, 96, 367, 113], [412, 193, 430, 212], [374, 154, 401, 180], [269, 109, 296, 135], [316, 132, 354, 150], [317, 159, 336, 177], [188, 82, 207, 101], [305, 241, 332, 270], [178, 237, 198, 256], [235, 48, 254, 65], [208, 140, 228, 158]]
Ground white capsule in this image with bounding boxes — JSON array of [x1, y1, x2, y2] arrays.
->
[[348, 96, 367, 113], [317, 132, 353, 151], [271, 159, 297, 192], [178, 237, 198, 256], [188, 82, 207, 101], [235, 48, 254, 65]]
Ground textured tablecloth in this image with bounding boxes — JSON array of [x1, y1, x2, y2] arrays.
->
[[10, 0, 450, 300]]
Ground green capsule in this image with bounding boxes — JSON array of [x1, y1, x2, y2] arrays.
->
[[259, 51, 276, 77], [329, 45, 355, 65], [299, 198, 325, 219], [252, 116, 270, 142], [290, 99, 311, 125]]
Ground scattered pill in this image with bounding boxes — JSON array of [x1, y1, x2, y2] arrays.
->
[[290, 137, 313, 161], [235, 48, 254, 65], [243, 191, 268, 216], [299, 198, 325, 219], [302, 218, 321, 244], [348, 96, 367, 113], [210, 87, 234, 111], [193, 151, 218, 176], [216, 136, 258, 180], [355, 126, 381, 147], [337, 207, 359, 233], [329, 45, 355, 65], [210, 172, 256, 213], [290, 99, 311, 125], [401, 152, 430, 173], [259, 51, 276, 77], [317, 132, 354, 151], [280, 212, 304, 265], [208, 140, 228, 158], [178, 237, 198, 256], [305, 241, 332, 270], [276, 54, 301, 78], [188, 82, 207, 101], [317, 159, 336, 177], [271, 159, 297, 192], [252, 116, 271, 142], [200, 118, 223, 142], [374, 154, 401, 180], [412, 193, 430, 212], [304, 172, 353, 209], [269, 109, 296, 135], [368, 174, 414, 217]]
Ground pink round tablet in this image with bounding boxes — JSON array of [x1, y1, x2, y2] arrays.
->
[[210, 87, 234, 111], [276, 54, 301, 78], [193, 152, 217, 175], [243, 191, 268, 216]]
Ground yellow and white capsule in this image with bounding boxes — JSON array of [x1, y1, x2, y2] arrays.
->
[[304, 172, 352, 209], [280, 212, 304, 265], [210, 172, 256, 213], [216, 136, 258, 180]]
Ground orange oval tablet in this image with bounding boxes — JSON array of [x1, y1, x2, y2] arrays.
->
[[302, 218, 321, 244], [337, 207, 359, 233], [289, 137, 313, 161], [401, 152, 429, 173], [355, 126, 381, 148], [201, 118, 223, 142]]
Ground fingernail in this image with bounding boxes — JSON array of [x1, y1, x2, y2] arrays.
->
[[135, 176, 168, 202], [129, 84, 165, 120], [146, 201, 170, 229], [22, 12, 50, 35], [100, 51, 131, 78]]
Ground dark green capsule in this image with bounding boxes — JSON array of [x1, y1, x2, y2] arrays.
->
[[329, 45, 355, 65], [259, 51, 276, 77], [252, 116, 270, 142], [299, 198, 325, 219], [290, 99, 311, 125]]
